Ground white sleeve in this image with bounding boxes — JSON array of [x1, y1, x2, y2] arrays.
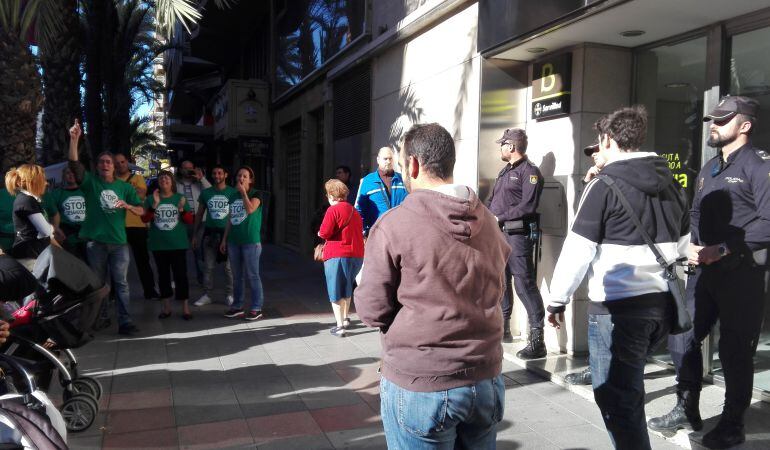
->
[[548, 232, 597, 309], [28, 213, 54, 239]]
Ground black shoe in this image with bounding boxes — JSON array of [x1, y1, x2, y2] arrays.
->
[[702, 419, 745, 449], [516, 327, 547, 359], [145, 291, 160, 300], [502, 319, 513, 343], [564, 367, 592, 385], [648, 390, 702, 432], [118, 323, 139, 336]]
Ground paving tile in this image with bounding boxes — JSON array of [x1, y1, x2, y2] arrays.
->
[[298, 387, 364, 411], [178, 418, 254, 449], [310, 403, 380, 432], [66, 435, 103, 450], [231, 378, 307, 418], [495, 431, 559, 450], [324, 426, 387, 449], [514, 401, 587, 434], [256, 433, 334, 450], [106, 406, 175, 434], [107, 387, 172, 411], [110, 370, 171, 393], [102, 426, 178, 450], [543, 423, 614, 449], [173, 383, 243, 426], [246, 411, 322, 445], [226, 363, 286, 382]]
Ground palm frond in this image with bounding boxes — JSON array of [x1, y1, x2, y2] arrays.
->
[[155, 0, 201, 38]]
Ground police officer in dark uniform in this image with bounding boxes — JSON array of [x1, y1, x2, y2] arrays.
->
[[648, 96, 770, 449], [487, 128, 546, 359]]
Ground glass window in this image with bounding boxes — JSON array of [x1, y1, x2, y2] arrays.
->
[[635, 37, 707, 365], [635, 37, 708, 203], [275, 0, 366, 97]]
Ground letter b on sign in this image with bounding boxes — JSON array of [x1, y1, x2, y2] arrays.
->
[[541, 63, 555, 92]]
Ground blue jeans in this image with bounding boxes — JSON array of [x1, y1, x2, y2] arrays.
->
[[87, 241, 132, 327], [380, 375, 504, 450], [228, 242, 263, 312], [589, 311, 670, 450]]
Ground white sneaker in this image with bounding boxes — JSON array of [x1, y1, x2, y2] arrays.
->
[[225, 295, 234, 306], [194, 294, 212, 306]]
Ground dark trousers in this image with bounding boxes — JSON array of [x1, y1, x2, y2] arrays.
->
[[152, 249, 189, 300], [667, 255, 767, 417], [126, 227, 157, 298], [502, 234, 545, 328], [590, 305, 672, 450]]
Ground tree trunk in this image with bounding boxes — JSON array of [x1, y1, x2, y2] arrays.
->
[[41, 0, 82, 166], [84, 0, 116, 161], [0, 32, 43, 171]]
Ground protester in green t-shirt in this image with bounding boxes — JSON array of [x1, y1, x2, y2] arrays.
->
[[220, 167, 264, 321], [69, 119, 144, 336], [191, 165, 235, 307], [50, 166, 88, 260], [143, 171, 193, 320]]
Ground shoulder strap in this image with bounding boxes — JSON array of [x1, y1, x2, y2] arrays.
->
[[597, 175, 670, 271], [342, 205, 355, 228]]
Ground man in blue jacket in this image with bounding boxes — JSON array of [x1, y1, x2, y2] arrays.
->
[[355, 146, 408, 236]]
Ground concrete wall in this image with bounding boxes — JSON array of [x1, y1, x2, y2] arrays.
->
[[521, 45, 633, 354], [372, 2, 480, 187]]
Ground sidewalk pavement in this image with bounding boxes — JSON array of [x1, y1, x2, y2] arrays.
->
[[63, 245, 716, 449]]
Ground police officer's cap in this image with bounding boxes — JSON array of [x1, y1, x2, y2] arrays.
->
[[495, 128, 527, 144], [703, 96, 759, 122]]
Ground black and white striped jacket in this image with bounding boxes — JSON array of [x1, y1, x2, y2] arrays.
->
[[548, 152, 689, 312]]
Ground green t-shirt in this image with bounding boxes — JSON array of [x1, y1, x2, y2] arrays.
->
[[146, 193, 191, 251], [50, 187, 87, 244], [0, 188, 15, 251], [41, 192, 58, 220], [199, 185, 237, 230], [227, 189, 262, 245], [78, 171, 142, 244]]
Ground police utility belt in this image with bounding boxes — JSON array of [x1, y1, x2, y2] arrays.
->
[[500, 215, 540, 237]]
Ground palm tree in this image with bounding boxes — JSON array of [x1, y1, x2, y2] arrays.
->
[[41, 0, 82, 166], [0, 0, 54, 170]]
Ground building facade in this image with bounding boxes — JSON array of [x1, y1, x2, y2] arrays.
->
[[165, 0, 770, 401]]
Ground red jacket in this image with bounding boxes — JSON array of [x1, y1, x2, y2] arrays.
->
[[318, 202, 364, 260]]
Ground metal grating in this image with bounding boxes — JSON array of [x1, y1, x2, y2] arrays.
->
[[333, 64, 371, 140], [283, 121, 302, 247]]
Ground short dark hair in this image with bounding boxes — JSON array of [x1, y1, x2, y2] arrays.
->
[[735, 113, 757, 136], [335, 165, 351, 175], [157, 170, 177, 192], [598, 105, 648, 151], [402, 123, 455, 180], [211, 164, 227, 173]]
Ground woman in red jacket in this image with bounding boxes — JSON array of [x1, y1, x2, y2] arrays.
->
[[318, 179, 364, 337]]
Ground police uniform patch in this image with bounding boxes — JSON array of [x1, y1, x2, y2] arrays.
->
[[529, 175, 538, 185], [756, 149, 770, 160]]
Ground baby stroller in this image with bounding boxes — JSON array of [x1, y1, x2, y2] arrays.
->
[[0, 353, 67, 449], [0, 246, 108, 433]]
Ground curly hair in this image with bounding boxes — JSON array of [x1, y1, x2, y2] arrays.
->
[[597, 105, 648, 151]]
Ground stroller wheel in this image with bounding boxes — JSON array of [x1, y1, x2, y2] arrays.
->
[[72, 377, 103, 400], [61, 393, 98, 432]]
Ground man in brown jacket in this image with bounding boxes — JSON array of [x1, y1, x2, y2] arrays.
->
[[355, 123, 511, 449]]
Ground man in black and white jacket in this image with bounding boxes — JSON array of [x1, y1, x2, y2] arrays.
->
[[546, 106, 689, 450]]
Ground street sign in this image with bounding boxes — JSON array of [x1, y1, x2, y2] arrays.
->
[[531, 53, 572, 120]]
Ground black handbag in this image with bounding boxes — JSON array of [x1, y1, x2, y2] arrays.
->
[[598, 176, 692, 335]]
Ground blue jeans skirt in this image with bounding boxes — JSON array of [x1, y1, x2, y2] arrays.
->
[[323, 257, 363, 302]]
